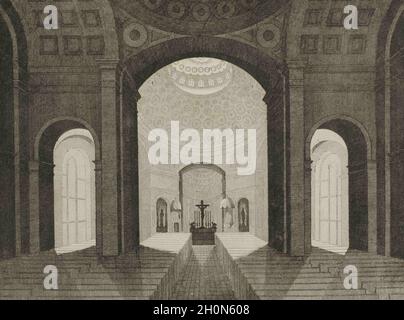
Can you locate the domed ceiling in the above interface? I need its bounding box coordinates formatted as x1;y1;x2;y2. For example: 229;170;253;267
114;0;289;35
168;58;233;95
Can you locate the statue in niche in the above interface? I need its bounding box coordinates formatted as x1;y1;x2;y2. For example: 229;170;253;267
156;198;168;233
159;209;165;227
238;198;249;232
171;210;181;233
224;208;235;232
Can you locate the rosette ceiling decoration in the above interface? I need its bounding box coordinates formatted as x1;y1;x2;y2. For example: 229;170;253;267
115;0;288;35
168;58;233;95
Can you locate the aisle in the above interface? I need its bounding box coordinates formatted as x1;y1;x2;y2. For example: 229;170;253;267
171;246;236;300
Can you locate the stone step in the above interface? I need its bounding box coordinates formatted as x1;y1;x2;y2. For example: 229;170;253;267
245;276;341;285
260;294;378;300
0;277;162;285
0;283;158;291
236;264;314;271
255;288;370;298
31;289;155;298
251;283;345;291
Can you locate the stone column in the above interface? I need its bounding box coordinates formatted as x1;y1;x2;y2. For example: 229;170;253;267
304;159;313;254
28;160;40;254
342;165;349;248
288;60;306;257
120;76;140;253
265;75;287;253
98;59;120;256
368;159;378;254
13;79;22;256
13;77;28;255
93;159;103;256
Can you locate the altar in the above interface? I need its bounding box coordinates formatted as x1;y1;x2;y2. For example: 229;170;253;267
190;200;217;245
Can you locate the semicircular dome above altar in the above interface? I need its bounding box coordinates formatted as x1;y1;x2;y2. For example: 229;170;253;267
114;0;288;35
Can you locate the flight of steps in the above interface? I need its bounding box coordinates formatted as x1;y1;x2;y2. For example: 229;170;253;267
3;232;404;300
216;233;397;300
308;248;404;300
0;233;191;300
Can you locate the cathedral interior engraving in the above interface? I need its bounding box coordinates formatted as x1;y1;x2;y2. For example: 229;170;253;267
0;0;404;301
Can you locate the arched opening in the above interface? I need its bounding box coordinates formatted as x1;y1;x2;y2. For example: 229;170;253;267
136;56;269;244
0;1;28;259
311;129;349;251
0;8;16;259
110;37;288;255
388;8;404;258
53;129;96;253
179;164;226;233
307;118;370;252
35;119;99;253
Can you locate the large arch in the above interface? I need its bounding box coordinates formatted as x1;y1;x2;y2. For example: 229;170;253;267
376;0;404;258
0;0;28;259
306;115;373;252
97;36;292;256
121;37;285;90
30;118;101;254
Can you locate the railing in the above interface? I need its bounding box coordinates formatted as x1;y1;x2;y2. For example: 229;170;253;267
193;210;214;228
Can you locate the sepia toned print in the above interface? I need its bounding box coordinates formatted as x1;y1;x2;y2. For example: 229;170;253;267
0;0;403;300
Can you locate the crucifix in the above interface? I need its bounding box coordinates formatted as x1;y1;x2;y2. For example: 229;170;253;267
196;200;210;228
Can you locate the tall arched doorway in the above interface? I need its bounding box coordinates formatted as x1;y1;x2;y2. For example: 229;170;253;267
0;1;28;259
385;5;404;258
0;8;16;259
53;129;96;253
33;119;100;253
311;129;349;250
307;118;371;252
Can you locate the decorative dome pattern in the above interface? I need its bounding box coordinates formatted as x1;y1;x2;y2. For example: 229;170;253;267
115;0;288;36
169;58;233;95
138;58;267;132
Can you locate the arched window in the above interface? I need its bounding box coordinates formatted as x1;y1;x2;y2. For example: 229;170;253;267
53;129;96;252
314;153;342;245
311;129;349;250
61;150;92;246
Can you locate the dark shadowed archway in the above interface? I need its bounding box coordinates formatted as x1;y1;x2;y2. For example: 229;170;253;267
306;116;372;252
376;0;404;258
31;118;101;253
0;0;28;259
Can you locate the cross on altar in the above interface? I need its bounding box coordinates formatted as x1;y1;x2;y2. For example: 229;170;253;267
196;200;210;228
